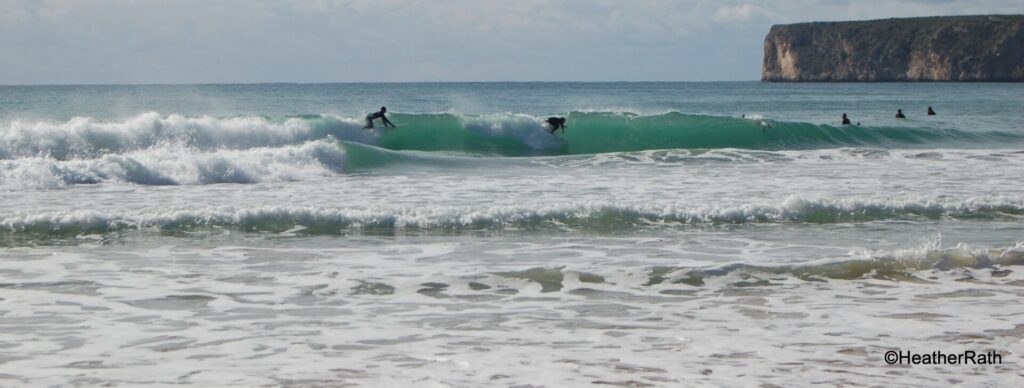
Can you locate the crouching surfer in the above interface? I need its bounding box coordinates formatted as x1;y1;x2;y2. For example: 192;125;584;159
364;106;396;129
546;117;567;134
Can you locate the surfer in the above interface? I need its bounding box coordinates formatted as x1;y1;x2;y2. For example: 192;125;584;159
364;106;395;129
546;117;567;134
927;106;936;116
841;113;851;125
895;109;906;119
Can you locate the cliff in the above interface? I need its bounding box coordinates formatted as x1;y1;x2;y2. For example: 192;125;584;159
762;15;1024;82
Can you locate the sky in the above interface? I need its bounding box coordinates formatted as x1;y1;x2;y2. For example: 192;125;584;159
1;0;1022;84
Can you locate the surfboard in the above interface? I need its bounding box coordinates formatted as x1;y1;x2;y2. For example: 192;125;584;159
365;124;406;130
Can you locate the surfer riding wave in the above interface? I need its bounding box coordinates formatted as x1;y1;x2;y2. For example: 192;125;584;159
364;106;396;129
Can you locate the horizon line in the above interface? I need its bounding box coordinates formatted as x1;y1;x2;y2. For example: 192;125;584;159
0;80;763;87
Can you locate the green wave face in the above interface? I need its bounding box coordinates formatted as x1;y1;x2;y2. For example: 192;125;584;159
377;114;548;155
337;112;1014;156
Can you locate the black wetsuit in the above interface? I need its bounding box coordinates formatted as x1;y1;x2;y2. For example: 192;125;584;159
365;110;394;128
546;117;567;134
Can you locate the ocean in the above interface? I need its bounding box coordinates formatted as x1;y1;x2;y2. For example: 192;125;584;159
1;82;1022;386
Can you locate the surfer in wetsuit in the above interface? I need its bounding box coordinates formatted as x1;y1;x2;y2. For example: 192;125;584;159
927;106;936;116
546;117;567;134
841;113;851;125
364;106;395;129
895;109;906;119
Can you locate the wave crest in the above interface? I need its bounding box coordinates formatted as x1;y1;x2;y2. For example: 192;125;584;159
5;111;1020;159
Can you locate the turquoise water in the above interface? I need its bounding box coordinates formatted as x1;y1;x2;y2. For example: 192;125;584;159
1;82;1022;386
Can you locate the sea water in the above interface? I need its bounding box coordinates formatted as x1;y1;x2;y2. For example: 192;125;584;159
1;82;1022;386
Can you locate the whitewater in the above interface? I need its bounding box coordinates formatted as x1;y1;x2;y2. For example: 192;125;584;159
1;82;1023;386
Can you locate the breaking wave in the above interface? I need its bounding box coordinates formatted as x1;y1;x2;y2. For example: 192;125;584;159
0;140;346;189
485;241;1024;293
2;111;1020;159
645;240;1024;286
2;196;1021;238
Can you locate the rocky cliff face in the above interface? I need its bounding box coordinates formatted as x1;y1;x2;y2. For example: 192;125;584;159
762;15;1024;82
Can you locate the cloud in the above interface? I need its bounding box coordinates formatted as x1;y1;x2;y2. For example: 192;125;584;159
710;3;774;23
0;0;1022;83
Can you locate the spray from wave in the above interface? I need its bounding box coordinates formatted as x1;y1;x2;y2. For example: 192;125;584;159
0;112;370;160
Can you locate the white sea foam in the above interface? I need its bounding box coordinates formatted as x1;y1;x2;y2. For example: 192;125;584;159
0;140;346;189
2;196;1021;234
1;236;1022;386
0;112;367;159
